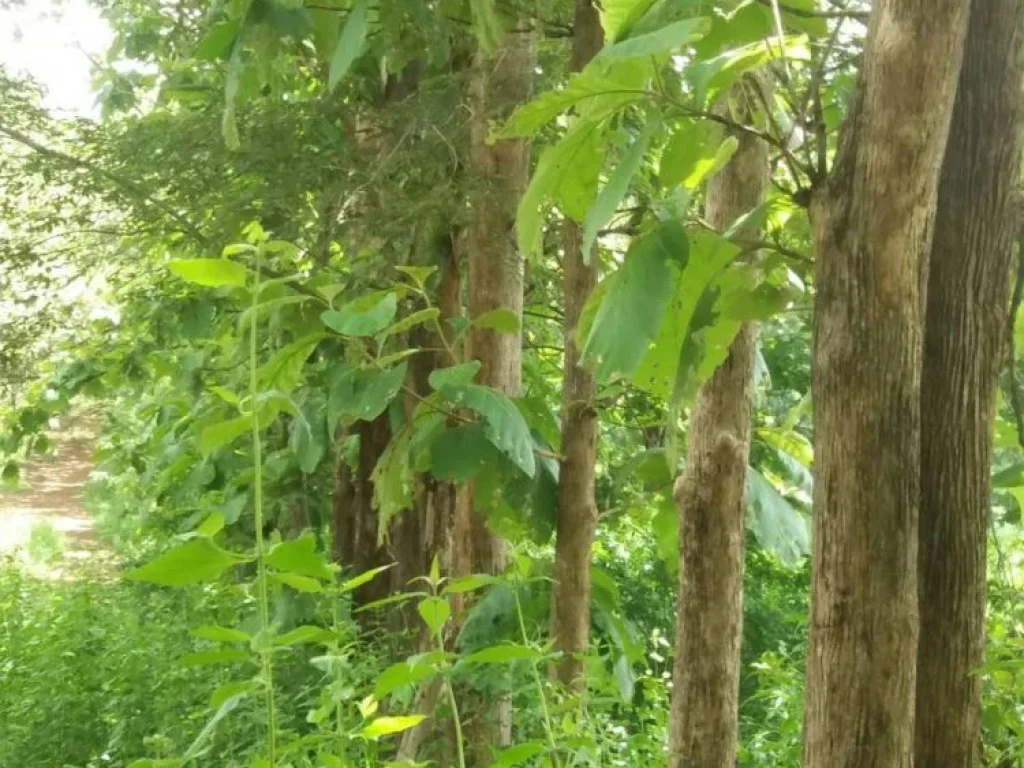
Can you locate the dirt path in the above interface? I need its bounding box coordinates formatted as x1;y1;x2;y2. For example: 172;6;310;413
0;414;103;572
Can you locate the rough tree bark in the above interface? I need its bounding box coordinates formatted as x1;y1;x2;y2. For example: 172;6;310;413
549;0;604;690
667;102;768;768
916;1;1024;765
462;27;533;576
803;0;970;764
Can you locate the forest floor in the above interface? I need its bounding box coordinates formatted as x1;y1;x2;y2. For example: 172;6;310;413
0;412;107;577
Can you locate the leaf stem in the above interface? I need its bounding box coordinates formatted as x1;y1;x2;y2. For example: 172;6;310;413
250;242;277;765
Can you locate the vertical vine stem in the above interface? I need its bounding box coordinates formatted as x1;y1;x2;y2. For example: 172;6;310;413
250;242;277;764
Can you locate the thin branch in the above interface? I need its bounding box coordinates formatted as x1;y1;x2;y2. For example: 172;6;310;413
0;122;211;247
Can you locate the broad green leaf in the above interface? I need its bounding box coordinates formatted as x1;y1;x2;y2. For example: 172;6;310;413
471;308;521;333
209;680;258;708
428;361;481;390
192;625;250;643
125;538;251;586
199;416;250;457
581;219;689;381
395;265;438;288
168;259;246;288
463;643;541;664
328;0;369;91
488;742;548;768
183;691;247;760
340;563;395;592
209;386;241;407
442;574;499;595
632;230;741;397
437;384;536;477
196;512;225;538
266;533;335;580
375;656;442;699
429;425;496;482
417;596;451;635
359;715;426;740
180;649;250;667
350;363;408;422
384;308;440;336
322;293;398;336
596;17;709;62
518;119;606;256
689;35;810;107
260;333;325;393
269;572;323;593
274;625;335;647
372;423;414;537
660;120;726;190
746;467;809;565
600;0;658;42
498;74;640;139
580;127;654;260
470;0;504;53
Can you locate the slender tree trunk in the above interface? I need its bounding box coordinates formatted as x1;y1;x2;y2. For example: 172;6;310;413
916;1;1024;764
667;107;768;768
803;0;970;764
464;27;532;575
462;25;533;761
550;0;604;690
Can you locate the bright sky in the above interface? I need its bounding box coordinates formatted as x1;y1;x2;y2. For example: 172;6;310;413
0;0;112;118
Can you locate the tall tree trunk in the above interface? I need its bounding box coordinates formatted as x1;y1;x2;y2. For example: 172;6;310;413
803;0;970;764
464;27;532;575
916;1;1024;764
461;25;533;761
667;105;768;768
550;0;604;690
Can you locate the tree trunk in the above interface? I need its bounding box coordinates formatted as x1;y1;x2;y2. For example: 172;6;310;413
803;0;970;764
916;1;1024;764
550;0;603;690
667;112;768;768
464;26;532;575
461;24;533;761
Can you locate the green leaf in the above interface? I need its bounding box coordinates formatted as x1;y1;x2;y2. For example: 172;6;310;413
266;533;335;580
195;19;242;60
341;563;396;592
428;361;481;390
596;17;709;62
442;574;499;595
498;74;640;139
437;384;536;477
395;265;438;288
196;512;226;538
580;127;654;260
429;425;496;482
470;0;504;53
417;596;451;635
199;416;251;457
269;572;323;593
660;120;727;190
352;363;409;422
209;680;258;708
689;35;810;107
359;715;427;740
600;0;658;42
375;656;443;699
192;625;250;643
463;643;541;664
322;293;398;336
328;0;369;91
260;333;326;393
372;423;414;537
125;538;251;586
632;229;741;397
746;467;809;565
488;742;548;768
471;308;521;333
580;219;689;381
384;308;440;336
518;120;606;256
183;690;248;760
273;625;335;647
180;649;251;667
168;259;246;288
